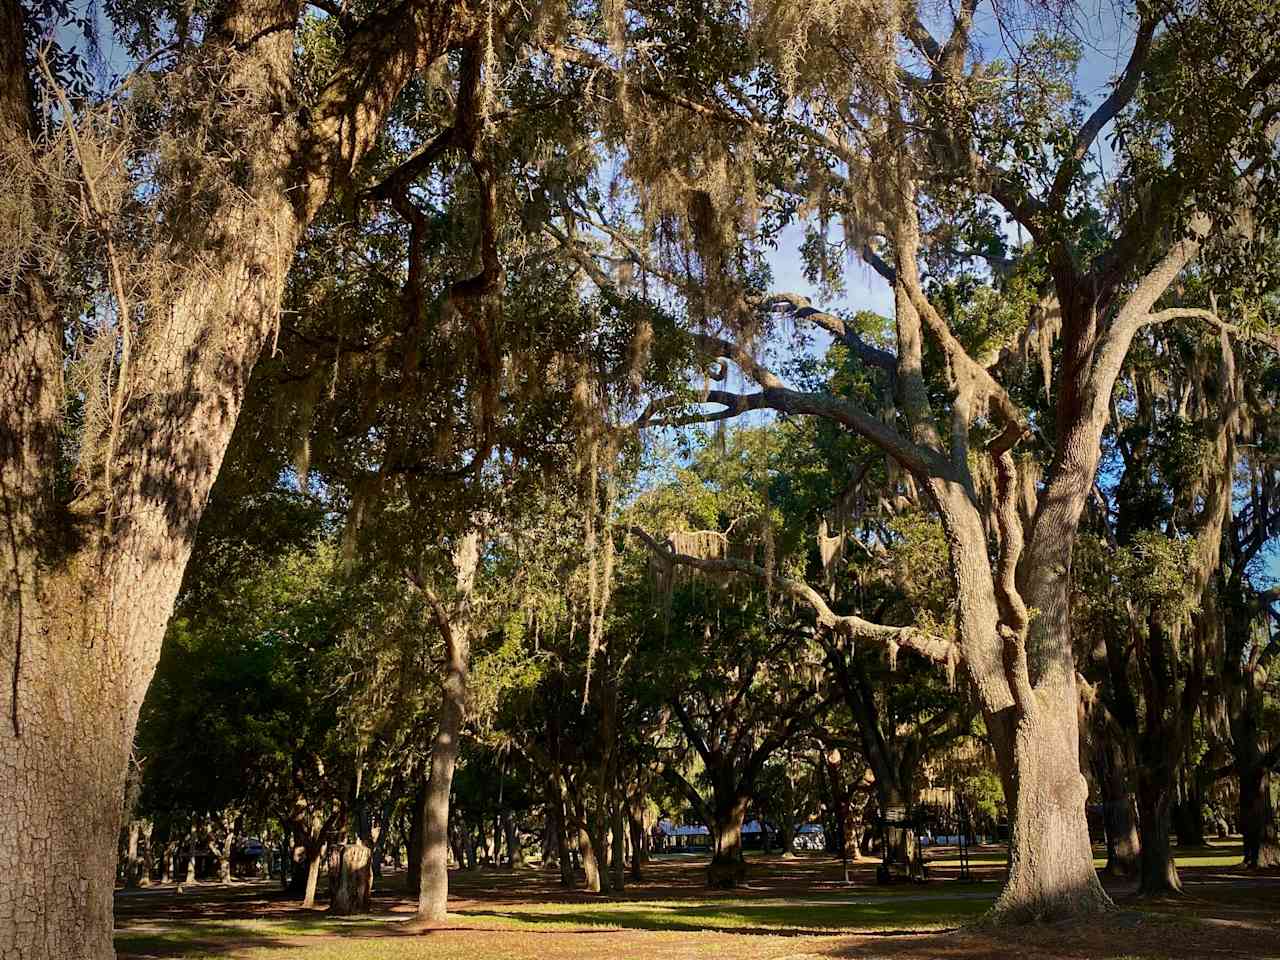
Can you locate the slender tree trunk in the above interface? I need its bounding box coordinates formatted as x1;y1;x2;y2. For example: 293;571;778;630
161;841;175;884
408;779;426;895
780;770;797;857
841;796;867;865
610;803;626;891
138;822;154;886
577;822;601;892
416;531;478;923
219;833;234;885
551;779;573;886
301;844;324;909
464;824;478;870
503;812;524;868
288;843;309;894
124;822;144;889
627;802;645;881
448;824;466;870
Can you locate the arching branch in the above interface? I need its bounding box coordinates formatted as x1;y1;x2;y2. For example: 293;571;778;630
626;526;956;667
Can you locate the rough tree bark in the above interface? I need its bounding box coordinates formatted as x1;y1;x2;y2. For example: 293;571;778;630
576;820;602;893
413;531;480;924
1095;735;1141;878
554;776;575;886
0;0;471;955
327;840;373;915
1240;767;1280;869
503;812;524;869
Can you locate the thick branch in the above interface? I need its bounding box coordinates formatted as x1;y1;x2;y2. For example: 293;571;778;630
764;294;898;378
689;336;949;478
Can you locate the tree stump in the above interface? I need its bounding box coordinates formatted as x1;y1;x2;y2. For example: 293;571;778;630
328;840;372;914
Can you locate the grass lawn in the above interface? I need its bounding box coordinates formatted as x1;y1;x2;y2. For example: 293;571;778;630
113;847;1280;960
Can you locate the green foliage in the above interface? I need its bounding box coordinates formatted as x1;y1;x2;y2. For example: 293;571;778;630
139;541;355;825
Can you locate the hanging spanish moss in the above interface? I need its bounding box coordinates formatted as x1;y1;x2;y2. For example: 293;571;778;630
818;516;845;599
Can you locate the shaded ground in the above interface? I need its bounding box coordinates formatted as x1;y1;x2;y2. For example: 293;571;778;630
114;841;1280;960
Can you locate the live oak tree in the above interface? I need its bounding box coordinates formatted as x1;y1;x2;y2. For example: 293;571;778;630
1074;320;1243;894
1212;374;1280;868
581;0;1280;920
648;586;828;887
629;422;973;880
0;0;513;953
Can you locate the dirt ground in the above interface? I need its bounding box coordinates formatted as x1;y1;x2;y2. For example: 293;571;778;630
114;845;1280;960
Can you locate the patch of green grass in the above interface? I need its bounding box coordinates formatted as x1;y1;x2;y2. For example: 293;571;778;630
116;890;996;957
115;914;395;956
456;892;994;934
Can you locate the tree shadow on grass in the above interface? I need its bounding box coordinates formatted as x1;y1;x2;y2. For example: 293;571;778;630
456;897;990;938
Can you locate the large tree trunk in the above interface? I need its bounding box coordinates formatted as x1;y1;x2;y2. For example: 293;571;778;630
1095;734;1141;878
973;438;1111;923
989;688;1110;921
0;0;464;953
1240;766;1280;869
707;795;749;888
415;532;479;923
988;675;1111;916
1136;772;1181;895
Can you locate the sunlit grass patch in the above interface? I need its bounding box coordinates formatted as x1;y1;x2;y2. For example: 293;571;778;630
455;891;995;933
